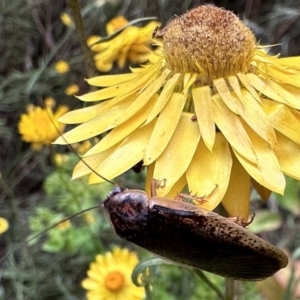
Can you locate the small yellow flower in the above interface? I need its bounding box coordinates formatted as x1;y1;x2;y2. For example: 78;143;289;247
54;60;70;74
19;100;68;151
73;140;93;155
60;12;74;27
57;219;71;231
88;16;160;72
56;5;300;220
0;217;9;234
65;84;79;96
82;247;145;300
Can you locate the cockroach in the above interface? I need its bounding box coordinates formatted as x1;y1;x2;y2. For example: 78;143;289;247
104;179;288;281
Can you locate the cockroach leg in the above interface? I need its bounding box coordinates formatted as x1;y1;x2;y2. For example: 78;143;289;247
175;193;206;205
151;178;167;197
227;213;256;228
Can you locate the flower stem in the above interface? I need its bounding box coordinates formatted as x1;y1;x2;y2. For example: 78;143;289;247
66;0;96;78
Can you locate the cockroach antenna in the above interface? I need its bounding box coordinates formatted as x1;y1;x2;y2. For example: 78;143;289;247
41;100;119;187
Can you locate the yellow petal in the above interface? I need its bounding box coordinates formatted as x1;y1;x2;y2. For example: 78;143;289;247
182;73;197;95
246;73;300;109
86;94;158;154
277;131;300;181
229;78;277;149
237;73;260;102
89;120;156;183
212;94;257;163
113;69;171;126
192;86;216;151
55;102;129;144
78;63;161;102
72;143;119;180
144;92;187;165
186;133;232;210
213;78;238;114
146;73;182;124
86;73;137;87
145;163;155;196
262;99;300;145
58;103;103;124
164;175;187;198
251;178;272;200
153;113;200;195
221;152;250;220
233;123;286;194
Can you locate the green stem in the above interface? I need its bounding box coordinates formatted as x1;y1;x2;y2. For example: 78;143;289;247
66;0;96;78
194;270;226;300
144;284;152;300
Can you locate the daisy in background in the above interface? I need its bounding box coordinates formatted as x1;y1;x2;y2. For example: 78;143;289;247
82;247;145;300
19;98;68;151
87;16;160;72
55;5;300;221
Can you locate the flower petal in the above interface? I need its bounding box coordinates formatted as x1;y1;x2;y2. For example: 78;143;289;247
228;76;277;149
153;113;200;195
55;102;129;144
89;94;158;153
221;153;250;220
251;179;272;200
192;86;216;151
144;92;187;165
113;69;171;126
246;73;300;109
146;73;182;123
86;73;138;87
186;133;232;210
78;63;161;102
233;123;286;194
262;99;300;145
72;144;119;180
277;131;300;181
237;73;260;102
212;94;257;163
89;120;156;183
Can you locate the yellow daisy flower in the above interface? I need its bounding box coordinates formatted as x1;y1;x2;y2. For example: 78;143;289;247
87;16;160;72
19;100;68;151
82;247;145;300
54;60;70;74
65;83;79;96
56;5;300;220
0;217;9;234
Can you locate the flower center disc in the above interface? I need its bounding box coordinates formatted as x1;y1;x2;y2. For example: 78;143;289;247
105;271;125;292
161;5;256;83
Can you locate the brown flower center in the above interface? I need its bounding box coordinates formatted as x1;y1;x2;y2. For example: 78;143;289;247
161;5;256;84
105;271;125;292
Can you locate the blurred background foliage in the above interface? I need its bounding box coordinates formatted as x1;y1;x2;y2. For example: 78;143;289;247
0;0;300;299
